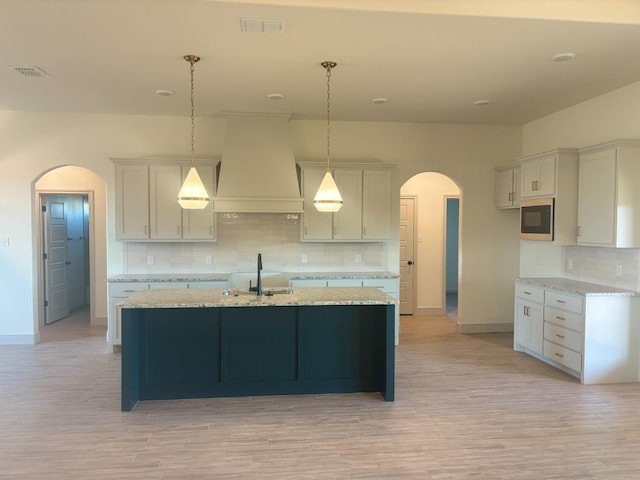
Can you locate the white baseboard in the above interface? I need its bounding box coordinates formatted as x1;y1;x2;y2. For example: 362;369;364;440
415;307;445;315
92;315;107;326
0;333;38;345
457;323;514;334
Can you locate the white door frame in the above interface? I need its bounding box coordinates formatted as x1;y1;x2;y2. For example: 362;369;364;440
35;189;96;331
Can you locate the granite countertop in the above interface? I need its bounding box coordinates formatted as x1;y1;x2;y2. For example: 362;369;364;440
118;287;398;309
107;272;398;283
518;277;639;296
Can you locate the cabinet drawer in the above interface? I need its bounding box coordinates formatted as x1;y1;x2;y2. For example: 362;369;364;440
544;290;583;314
544;306;583;332
149;282;189;289
544;340;582;372
544;322;583;352
515;283;544;303
362;278;398;293
109;282;149;296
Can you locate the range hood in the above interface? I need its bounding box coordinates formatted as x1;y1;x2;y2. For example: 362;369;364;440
214;113;304;213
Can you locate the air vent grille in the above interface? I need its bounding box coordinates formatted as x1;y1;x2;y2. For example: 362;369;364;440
10;66;50;77
240;17;285;34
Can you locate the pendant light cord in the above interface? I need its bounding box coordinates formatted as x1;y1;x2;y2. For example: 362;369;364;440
321;61;336;173
189;57;196;168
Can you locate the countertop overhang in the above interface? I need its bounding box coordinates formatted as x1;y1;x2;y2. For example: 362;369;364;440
118;287;398;309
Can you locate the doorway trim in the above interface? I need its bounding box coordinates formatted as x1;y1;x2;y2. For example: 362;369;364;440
399;195;417;316
35;189;96;334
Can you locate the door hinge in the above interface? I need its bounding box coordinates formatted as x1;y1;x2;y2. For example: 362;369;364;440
42;205;47;212
42;252;48;260
44;300;48;307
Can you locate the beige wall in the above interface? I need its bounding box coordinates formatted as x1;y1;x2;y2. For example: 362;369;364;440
0;110;522;343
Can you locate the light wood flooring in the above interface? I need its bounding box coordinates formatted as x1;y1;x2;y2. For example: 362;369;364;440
1;309;640;479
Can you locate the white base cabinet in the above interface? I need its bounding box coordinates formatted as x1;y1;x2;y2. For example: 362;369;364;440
514;280;640;384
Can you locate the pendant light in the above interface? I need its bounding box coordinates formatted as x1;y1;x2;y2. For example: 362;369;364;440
313;61;343;212
177;54;210;209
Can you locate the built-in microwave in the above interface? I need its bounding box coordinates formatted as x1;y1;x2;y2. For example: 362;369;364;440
520;198;554;241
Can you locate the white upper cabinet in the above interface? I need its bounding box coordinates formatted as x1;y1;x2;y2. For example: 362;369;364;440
333;169;363;240
116;164;150;240
577;140;640;247
494;163;520;209
520;153;556;198
517;148;579;245
299;163;394;242
113;158;218;242
363;169;392;239
149;165;183;240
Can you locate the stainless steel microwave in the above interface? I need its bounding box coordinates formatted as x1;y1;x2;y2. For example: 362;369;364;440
520;198;554;241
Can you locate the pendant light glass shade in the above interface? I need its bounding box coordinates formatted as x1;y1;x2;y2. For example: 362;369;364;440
178;166;209;209
313;171;343;212
178;54;210;210
314;60;342;212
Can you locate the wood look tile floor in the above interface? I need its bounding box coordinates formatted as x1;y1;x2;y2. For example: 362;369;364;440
1;309;640;479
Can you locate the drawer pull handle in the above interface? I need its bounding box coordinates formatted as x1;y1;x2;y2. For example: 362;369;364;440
555;334;565;339
554;352;564;358
556;299;566;304
123;289;135;293
555;316;565;321
523;291;532;295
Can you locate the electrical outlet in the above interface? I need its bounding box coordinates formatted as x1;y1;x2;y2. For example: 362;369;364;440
616;264;623;277
205;255;213;265
1;237;9;247
355;254;362;263
301;255;308;264
147;255;155;265
567;259;574;270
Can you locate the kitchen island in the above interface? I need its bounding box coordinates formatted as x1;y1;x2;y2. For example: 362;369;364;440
119;287;396;411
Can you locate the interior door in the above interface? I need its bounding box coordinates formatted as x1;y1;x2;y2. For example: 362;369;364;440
399;197;415;315
42;195;69;324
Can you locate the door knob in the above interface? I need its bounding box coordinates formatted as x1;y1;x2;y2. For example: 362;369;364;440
65;261;71;265
407;261;413;265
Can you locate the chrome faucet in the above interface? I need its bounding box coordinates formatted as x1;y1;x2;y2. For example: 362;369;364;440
256;253;263;296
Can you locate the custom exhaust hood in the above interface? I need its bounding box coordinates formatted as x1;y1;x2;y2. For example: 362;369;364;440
213;114;304;213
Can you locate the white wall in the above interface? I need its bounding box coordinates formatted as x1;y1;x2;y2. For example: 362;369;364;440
401;172;460;314
0;111;522;343
522;81;640;286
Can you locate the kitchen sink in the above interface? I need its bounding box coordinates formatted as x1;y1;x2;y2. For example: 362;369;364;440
227;272;290;290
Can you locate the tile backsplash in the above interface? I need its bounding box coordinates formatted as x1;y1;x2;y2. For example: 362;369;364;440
122;213;388;274
563;246;640;291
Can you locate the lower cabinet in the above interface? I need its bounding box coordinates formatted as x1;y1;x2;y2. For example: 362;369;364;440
514;281;640;384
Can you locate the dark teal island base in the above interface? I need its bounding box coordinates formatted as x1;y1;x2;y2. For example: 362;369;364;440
121;304;395;411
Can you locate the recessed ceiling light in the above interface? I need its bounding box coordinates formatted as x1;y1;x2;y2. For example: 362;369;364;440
155;89;173;96
267;93;284;100
473;99;491;106
552;52;576;62
371;97;388;104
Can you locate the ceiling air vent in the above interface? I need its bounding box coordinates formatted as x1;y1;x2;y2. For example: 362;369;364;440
240;17;285;34
10;66;50;77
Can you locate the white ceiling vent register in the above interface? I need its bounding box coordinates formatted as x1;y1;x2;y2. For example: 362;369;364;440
10;66;50;77
240;17;285;34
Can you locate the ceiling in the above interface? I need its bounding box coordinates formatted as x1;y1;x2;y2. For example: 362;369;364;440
3;0;640;125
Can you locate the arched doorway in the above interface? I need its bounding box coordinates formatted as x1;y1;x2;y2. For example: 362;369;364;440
34;166;107;338
400;172;461;321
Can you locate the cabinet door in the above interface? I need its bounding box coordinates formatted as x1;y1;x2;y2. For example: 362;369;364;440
577;148;616;246
514;299;543;354
181;165;217;241
301;168;333;240
333;169;362;240
149;165;183;240
116;165;150;240
521;155;555;198
363;169;391;239
495;166;521;208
